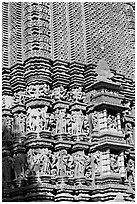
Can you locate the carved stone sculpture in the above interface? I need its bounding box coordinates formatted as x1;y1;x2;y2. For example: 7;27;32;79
2;95;13;109
13;92;25;105
94;150;100;173
13;153;26;180
73;151;87;177
68;87;87;103
27;148;52;176
52;86;67;101
125;122;134;144
26;84;50;99
55;109;66;134
107;114;117;130
71;110;84;135
14;113;26;134
2;156;14;184
126;159;135;184
26;106;49;133
110;153;119;173
2;116;13;142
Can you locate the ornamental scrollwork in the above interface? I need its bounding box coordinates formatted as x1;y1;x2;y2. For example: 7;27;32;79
51;86;68;101
26;84;50;99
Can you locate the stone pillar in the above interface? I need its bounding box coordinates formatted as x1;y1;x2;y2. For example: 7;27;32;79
119;151;125;178
117;113;121;132
103;109;108;131
106;149;111;175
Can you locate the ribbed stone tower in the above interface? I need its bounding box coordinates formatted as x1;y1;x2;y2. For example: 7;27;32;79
2;2;135;202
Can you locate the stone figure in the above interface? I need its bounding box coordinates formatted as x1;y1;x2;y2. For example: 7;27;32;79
55;109;66;134
40;106;49;130
96;59;114;81
94;150;100;173
73;151;86;177
110;153;119;173
14;113;26;134
2;116;13;142
2;95;13;109
26;107;41;132
40;148;51;175
13;153;26;180
27;148;52;176
55;150;68;176
67;154;74;177
107;114;117;130
43;83;50;95
26;85;35;98
125;122;134;144
85;154;92;178
2;156;13;184
71;110;84;135
89;112;98;133
126;159;135;184
83;115;89;134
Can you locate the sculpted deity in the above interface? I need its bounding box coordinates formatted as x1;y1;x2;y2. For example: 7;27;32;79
126;159;135;184
2;116;13;142
107;114;117;130
27;148;52;176
13;153;26;180
88;112;98;134
40;106;49;130
125;122;134;145
94;150;100;173
83;115;89;134
14;113;26;134
2;156;13;184
110;154;119;173
2;95;13;109
55;109;66;134
40;148;51;175
55;150;68;176
73;151;86;177
85;153;92;178
71;110;84;135
26;107;45;132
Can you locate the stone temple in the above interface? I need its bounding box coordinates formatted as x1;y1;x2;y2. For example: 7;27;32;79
2;2;135;202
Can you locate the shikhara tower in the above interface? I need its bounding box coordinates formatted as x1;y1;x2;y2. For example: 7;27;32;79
2;2;135;202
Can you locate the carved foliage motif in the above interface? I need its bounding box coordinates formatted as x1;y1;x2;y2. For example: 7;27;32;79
51;86;68;101
26;84;50;99
68;87;87;103
13;92;26;106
